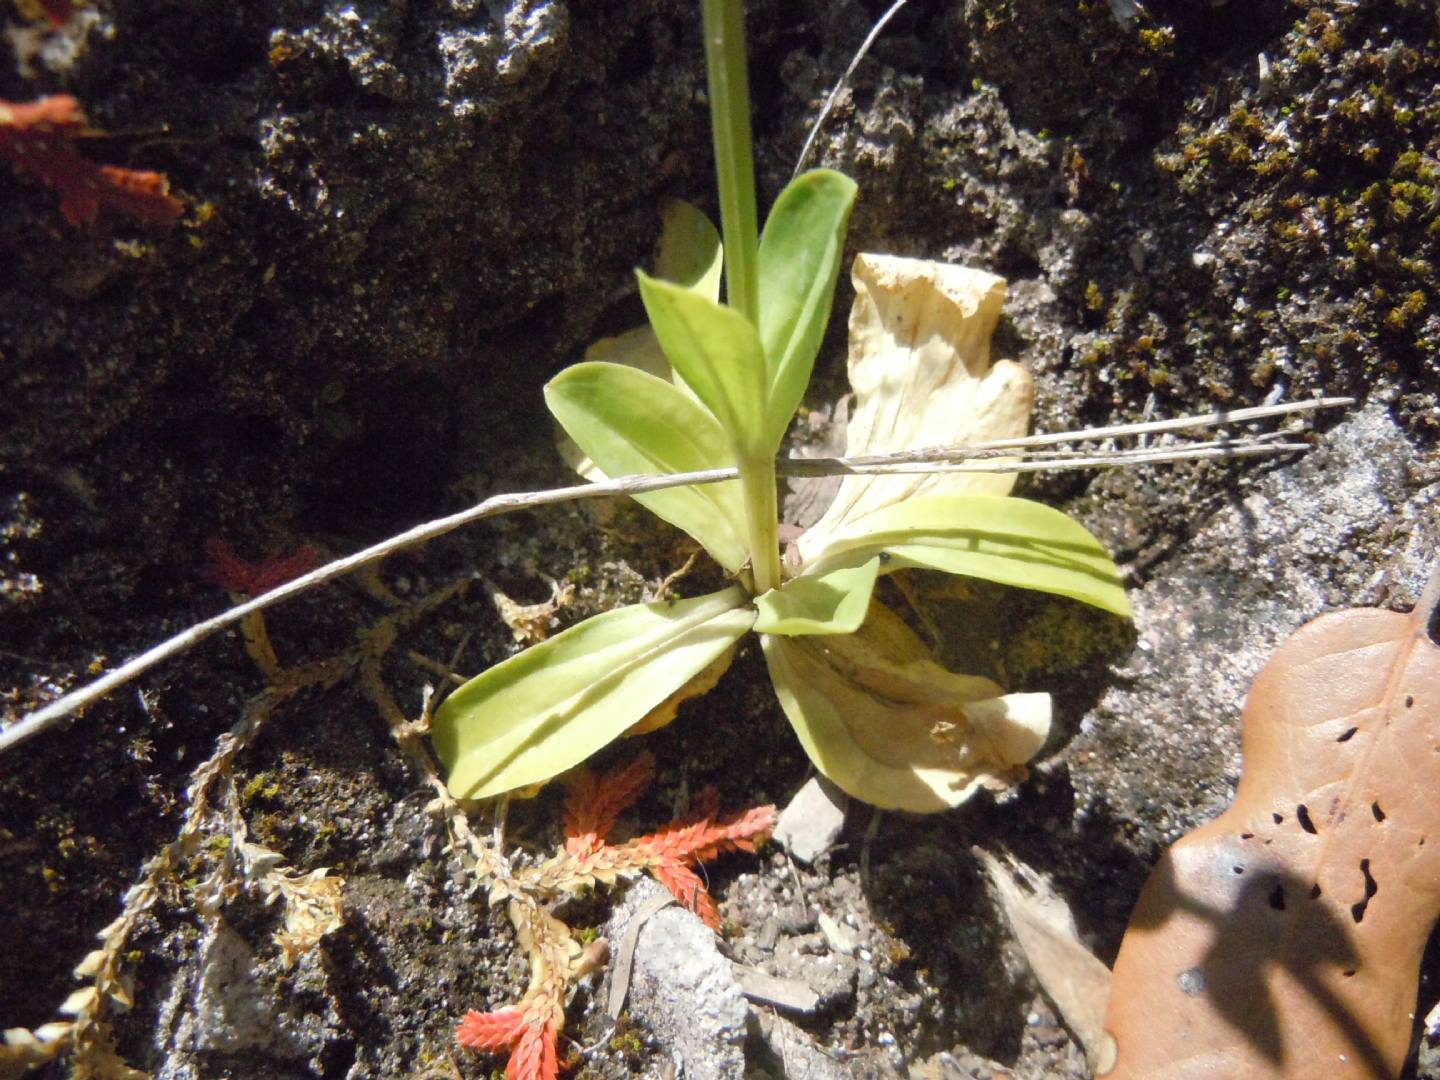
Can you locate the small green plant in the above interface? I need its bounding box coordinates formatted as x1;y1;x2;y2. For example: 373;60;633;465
430;0;1130;812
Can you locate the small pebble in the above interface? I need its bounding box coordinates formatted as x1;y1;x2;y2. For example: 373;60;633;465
818;912;858;956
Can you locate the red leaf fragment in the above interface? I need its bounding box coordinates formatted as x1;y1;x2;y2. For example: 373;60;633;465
458;754;774;1072
651;861;719;928
508;1016;559;1080
40;0;76;25
563;752;655;857
203;539;318;598
456;1007;528;1051
457;1008;558;1080
625;789;777;929
0;95;183;228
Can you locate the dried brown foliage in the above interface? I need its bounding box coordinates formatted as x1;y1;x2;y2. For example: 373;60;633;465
1103;570;1440;1078
455;752;776;1079
0;95;182;227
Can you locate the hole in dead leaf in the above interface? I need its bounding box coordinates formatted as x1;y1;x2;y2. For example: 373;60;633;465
1406;695;1415;708
1267;884;1286;911
1372;802;1386;822
1240;832;1254;840
1310;884;1322;899
1176;967;1205;995
1336;727;1358;742
1350;858;1377;923
1232;865;1245;875
1297;804;1317;834
1273;812;1284;825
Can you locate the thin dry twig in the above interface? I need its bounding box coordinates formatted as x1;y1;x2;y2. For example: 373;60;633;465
0;470;727;756
787;397;1353;468
405;649;468;687
0;582;465;1076
0;396;1351;756
793;0;909;179
783;438;1312;477
607;891;678;1020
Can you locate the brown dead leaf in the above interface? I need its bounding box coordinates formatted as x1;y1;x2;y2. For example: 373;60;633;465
1103;570;1440;1079
275;869;345;968
976;849;1115;1074
485;576;574;645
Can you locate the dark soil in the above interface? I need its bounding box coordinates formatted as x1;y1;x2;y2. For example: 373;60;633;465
3;1;1438;1077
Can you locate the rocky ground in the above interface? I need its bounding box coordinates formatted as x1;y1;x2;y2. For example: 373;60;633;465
2;0;1438;1077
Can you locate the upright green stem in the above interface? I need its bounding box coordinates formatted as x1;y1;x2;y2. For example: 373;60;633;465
738;457;781;594
701;0;760;326
701;0;780;593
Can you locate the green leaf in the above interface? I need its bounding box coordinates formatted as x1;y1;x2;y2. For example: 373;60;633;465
757;169;857;448
432;587;755;800
752;557;879;636
654;200;723;301
545;361;749;572
636;270;767;453
804;494;1131;619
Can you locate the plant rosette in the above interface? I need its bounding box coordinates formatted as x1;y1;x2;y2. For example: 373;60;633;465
430;183;1130;813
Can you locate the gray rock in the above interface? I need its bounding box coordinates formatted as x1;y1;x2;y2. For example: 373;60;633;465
756;916;782;951
774;776;848;866
1073;403;1439;847
747;1010;851;1080
775;898;818;936
816;911;859;957
189;923;281;1055
152;921;331;1078
1106;0;1146;27
733;964;821;1014
604;879;748;1078
1417;1001;1440;1078
771;936;858;1013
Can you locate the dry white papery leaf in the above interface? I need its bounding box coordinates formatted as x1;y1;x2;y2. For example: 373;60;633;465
766;255;1050;812
797;255;1033;564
